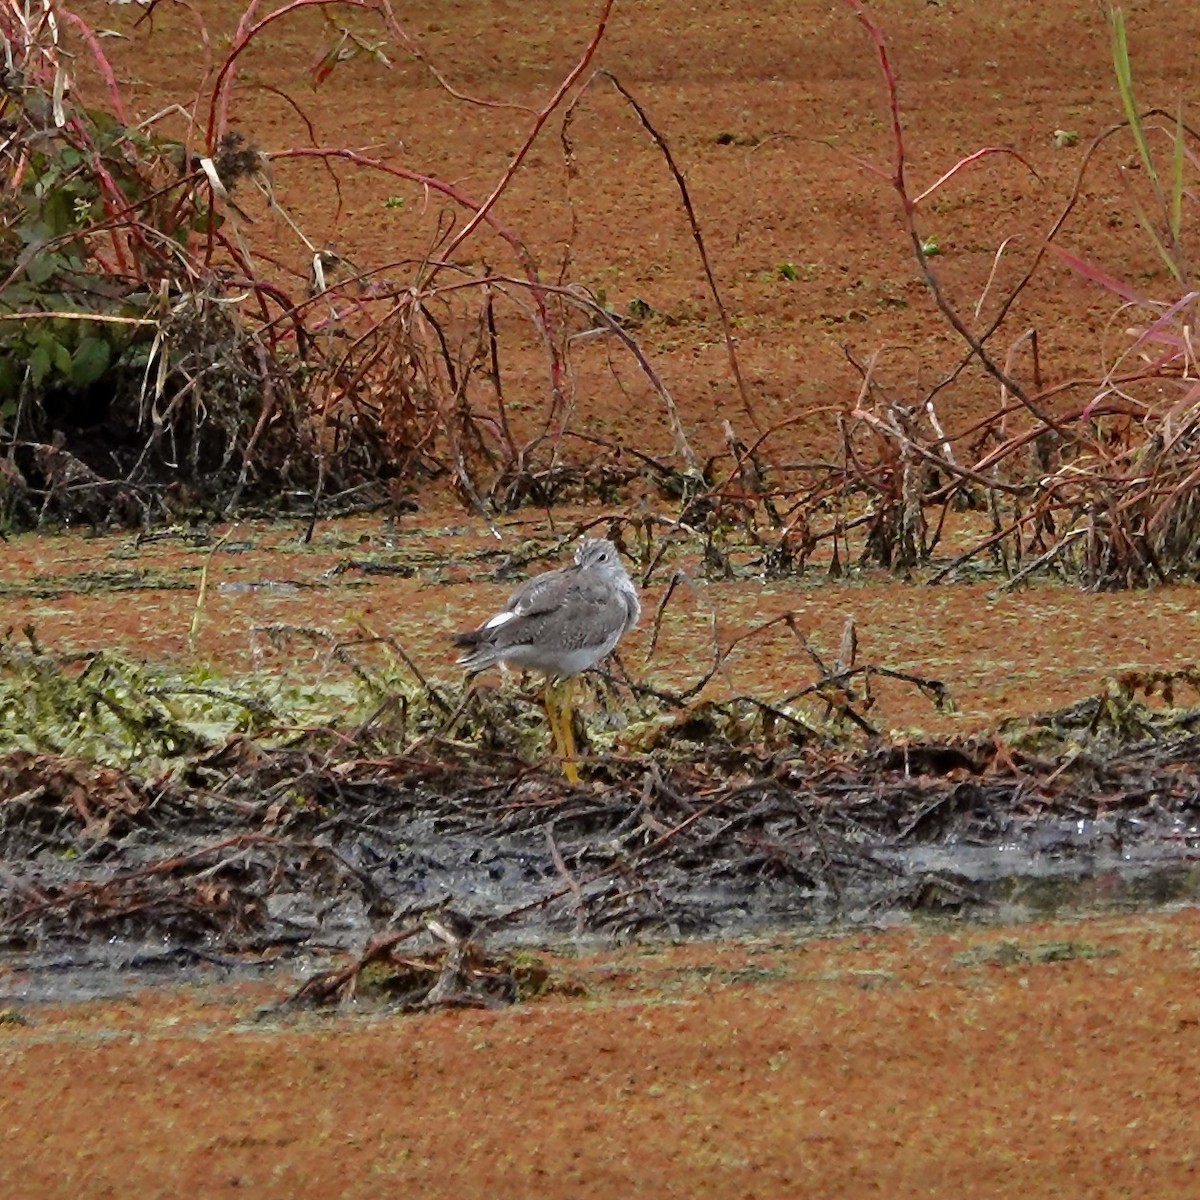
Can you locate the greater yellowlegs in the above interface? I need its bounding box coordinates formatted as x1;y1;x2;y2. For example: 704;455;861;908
454;538;640;781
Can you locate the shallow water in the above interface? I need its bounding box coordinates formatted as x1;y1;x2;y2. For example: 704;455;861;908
4;805;1197;1004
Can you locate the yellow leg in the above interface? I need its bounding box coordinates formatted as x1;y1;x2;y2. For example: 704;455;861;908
543;684;560;755
559;677;577;764
544;679;579;784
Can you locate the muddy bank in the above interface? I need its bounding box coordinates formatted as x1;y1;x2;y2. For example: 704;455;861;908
4;684;1200;1003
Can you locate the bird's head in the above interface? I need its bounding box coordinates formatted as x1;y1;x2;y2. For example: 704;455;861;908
574;537;621;571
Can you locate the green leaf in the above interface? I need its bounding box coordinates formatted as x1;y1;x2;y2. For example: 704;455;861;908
50;338;72;378
24;250;59;288
71;336;111;387
43;189;74;238
188;209;224;234
1170;101;1184;248
0;357;18;402
1110;8;1158;189
1127;188;1182;285
0;282;34;310
28;343;51;387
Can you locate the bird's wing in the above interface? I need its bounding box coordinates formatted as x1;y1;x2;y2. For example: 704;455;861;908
454;565;574;651
488;574;627;653
504;565;574;619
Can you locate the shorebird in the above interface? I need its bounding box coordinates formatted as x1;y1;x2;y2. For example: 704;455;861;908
453;537;640;782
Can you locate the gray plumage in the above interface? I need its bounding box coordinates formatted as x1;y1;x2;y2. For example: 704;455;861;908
454;538;640;679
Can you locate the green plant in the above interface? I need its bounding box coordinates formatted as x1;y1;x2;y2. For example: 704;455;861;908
1109;6;1187;284
1;0;701;529
0;90;173;408
0;5;318;524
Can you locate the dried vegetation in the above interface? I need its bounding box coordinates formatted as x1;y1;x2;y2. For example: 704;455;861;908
1;3;1198;594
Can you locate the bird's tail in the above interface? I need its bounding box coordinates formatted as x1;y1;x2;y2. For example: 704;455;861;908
453;629;498;673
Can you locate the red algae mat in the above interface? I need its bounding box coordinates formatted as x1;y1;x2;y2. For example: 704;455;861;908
3;910;1199;1199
